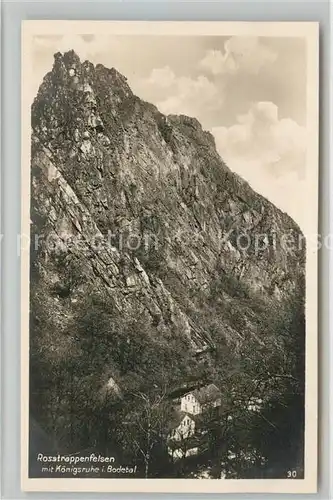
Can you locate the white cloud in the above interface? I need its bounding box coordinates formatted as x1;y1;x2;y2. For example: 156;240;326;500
199;37;277;75
212;101;306;177
33;34;118;62
212;101;307;228
30;36;306;229
146;67;176;89
134;66;224;123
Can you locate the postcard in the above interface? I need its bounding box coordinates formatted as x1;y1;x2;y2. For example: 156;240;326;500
21;20;319;493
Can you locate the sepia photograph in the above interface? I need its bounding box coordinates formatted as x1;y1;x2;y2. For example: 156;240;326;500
21;21;319;493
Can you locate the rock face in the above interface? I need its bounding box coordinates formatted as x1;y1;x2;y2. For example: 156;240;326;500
29;51;305;468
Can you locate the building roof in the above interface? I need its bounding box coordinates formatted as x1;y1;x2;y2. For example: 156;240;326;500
167;409;201;432
188;383;222;404
167;410;188;431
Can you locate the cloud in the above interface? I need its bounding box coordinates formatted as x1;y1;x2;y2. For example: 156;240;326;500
33;34;119;62
134;66;224;124
30;35;306;228
212;101;306;177
211;101;307;227
146;67;177;89
199;37;277;76
32;37;225;125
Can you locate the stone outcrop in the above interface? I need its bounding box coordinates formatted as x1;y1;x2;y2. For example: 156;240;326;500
30;50;305;405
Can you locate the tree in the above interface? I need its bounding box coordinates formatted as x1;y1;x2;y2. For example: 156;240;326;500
122;390;171;478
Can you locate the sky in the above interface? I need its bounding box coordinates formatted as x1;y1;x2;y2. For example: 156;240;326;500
31;34;308;230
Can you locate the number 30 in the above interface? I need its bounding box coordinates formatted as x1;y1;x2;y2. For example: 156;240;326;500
287;470;297;478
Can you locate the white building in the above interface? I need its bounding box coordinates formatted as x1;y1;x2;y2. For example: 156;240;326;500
167;411;198;460
169;413;196;442
180;383;222;415
167;383;222;459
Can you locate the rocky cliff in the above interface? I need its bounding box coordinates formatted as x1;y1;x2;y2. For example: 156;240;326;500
29;50;305;474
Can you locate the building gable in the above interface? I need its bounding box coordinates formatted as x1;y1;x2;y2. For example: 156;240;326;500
192;383;222;405
180;392;201;415
168;414;196;441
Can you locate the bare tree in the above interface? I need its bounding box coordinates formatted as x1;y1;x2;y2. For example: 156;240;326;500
123;389;170;478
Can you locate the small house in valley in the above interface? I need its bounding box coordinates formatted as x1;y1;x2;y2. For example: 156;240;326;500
167;383;222;459
168;412;196;442
167;411;199;460
180;383;222;415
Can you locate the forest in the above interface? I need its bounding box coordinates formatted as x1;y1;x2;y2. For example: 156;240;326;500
29;267;305;479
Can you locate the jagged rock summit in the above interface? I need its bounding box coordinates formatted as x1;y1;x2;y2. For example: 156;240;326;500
30;51;305;450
